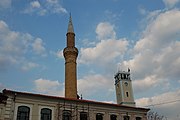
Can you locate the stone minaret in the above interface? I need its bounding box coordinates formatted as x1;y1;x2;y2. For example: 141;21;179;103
114;69;136;107
63;15;78;98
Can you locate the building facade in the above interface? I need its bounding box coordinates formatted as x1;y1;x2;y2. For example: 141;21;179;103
1;89;149;120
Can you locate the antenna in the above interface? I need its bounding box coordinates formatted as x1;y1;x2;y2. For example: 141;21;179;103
117;63;121;72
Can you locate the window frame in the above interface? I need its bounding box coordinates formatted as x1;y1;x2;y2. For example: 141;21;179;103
40;108;52;120
62;110;72;120
96;113;103;120
123;115;130;120
16;106;30;120
80;112;88;120
136;117;142;120
110;114;117;120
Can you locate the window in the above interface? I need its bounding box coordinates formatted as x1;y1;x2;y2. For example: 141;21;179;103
80;112;87;120
62;110;71;120
17;106;30;120
96;113;103;120
126;92;129;97
110;114;117;120
123;116;130;120
136;117;142;120
41;108;52;120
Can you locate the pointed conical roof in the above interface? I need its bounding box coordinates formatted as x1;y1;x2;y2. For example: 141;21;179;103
67;14;74;33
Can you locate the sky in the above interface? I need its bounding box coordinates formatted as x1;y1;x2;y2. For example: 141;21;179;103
0;0;180;119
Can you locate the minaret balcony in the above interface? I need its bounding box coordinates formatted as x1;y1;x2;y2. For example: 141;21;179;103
63;47;78;58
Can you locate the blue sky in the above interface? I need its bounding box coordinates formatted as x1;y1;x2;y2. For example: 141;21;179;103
0;0;180;119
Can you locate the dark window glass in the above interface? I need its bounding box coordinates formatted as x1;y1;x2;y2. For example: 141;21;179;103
41;108;52;120
136;117;142;120
17;106;30;120
62;110;71;120
126;92;129;97
96;113;103;120
110;114;117;120
123;116;130;120
80;112;87;120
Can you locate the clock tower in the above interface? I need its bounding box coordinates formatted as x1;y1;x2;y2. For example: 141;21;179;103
114;69;135;107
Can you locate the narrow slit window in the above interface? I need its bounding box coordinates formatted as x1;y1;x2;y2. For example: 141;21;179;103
126;92;129;97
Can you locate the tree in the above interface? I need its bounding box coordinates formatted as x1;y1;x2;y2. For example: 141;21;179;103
147;111;166;120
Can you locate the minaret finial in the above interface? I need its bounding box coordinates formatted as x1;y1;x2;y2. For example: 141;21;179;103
67;13;74;33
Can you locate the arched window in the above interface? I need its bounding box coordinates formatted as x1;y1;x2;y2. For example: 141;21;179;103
136;117;142;120
62;110;71;120
123;116;130;120
17;106;30;120
41;108;52;120
96;113;103;120
80;112;87;120
110;114;117;120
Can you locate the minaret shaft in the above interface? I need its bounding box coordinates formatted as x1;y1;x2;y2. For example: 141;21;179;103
63;16;78;99
66;33;75;47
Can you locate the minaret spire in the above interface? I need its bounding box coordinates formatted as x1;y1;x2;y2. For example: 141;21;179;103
63;14;78;99
67;13;74;33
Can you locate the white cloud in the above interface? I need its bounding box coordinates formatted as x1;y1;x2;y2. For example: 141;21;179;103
0;0;11;9
79;22;128;65
163;0;180;8
23;0;67;16
34;78;64;96
46;0;65;13
79;39;128;65
133;75;158;93
136;90;180;120
21;62;39;71
56;49;63;59
135;10;180;52
31;1;41;8
121;9;180;94
0;20;46;71
96;22;116;40
78;74;114;100
138;6;148;15
32;38;46;56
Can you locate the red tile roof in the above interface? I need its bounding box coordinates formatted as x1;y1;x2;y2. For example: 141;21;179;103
3;89;149;111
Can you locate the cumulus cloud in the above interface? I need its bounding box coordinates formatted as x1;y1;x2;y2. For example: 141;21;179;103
56;49;63;59
79;39;128;65
34;78;64;96
79;22;128;65
136;90;180;120
21;62;39;71
163;0;180;8
32;38;46;56
31;1;41;8
133;75;158;93
23;0;67;16
96;22;116;40
0;20;46;71
78;74;115;101
121;9;180;94
0;0;11;9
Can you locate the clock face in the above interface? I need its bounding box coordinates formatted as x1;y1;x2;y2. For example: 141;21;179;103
124;82;128;86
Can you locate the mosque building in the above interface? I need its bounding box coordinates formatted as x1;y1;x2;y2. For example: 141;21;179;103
0;16;149;120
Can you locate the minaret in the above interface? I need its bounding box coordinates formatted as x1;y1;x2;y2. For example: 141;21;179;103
114;68;136;107
63;15;78;98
